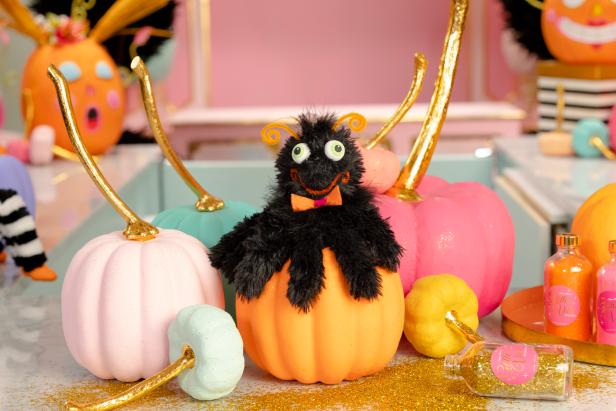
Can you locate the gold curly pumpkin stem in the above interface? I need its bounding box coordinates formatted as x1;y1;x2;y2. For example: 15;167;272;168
365;53;427;150
47;65;158;241
387;0;469;202
131;57;224;212
333;112;367;133
65;345;196;411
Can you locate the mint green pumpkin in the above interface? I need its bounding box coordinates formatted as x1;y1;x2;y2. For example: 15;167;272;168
152;201;257;249
168;304;244;401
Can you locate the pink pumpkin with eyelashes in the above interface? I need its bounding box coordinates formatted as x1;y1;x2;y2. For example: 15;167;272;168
21;38;125;155
542;0;616;64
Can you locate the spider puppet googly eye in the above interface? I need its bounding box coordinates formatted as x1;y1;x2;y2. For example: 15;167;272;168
324;140;345;161
292;143;311;163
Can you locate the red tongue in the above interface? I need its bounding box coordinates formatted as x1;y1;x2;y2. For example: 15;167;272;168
87;118;97;128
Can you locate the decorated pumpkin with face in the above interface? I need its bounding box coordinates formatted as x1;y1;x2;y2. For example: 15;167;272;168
542;0;616;64
21;38;125;155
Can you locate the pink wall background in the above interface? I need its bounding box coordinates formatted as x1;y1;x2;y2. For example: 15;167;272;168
162;0;517;108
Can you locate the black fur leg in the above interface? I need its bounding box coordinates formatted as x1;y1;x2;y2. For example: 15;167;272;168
328;234;382;300
358;208;402;272
210;214;260;284
287;236;324;311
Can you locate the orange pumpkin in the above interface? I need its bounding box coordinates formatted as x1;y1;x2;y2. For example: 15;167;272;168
236;248;404;384
542;0;616;64
571;183;616;269
22;39;126;155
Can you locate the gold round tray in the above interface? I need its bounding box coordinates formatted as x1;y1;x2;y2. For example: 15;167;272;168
501;286;616;366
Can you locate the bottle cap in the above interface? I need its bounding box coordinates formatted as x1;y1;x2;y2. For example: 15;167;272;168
610;240;616;253
556;233;579;247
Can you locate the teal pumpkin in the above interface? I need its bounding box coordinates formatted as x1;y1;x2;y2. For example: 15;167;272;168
152;201;257;249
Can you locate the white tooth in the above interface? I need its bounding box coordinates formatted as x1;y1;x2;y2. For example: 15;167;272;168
559;17;616;44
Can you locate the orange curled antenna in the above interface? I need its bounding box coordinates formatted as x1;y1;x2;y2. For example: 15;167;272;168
365;53;427;150
261;123;300;145
0;0;47;45
89;0;170;43
332;112;367;133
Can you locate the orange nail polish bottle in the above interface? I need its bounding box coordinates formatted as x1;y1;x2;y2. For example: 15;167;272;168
544;233;593;341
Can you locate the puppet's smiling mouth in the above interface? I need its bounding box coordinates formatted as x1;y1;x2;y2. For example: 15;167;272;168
558;16;616;45
291;169;350;196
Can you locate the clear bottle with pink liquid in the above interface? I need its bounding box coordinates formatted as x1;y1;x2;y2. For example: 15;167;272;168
596;240;616;345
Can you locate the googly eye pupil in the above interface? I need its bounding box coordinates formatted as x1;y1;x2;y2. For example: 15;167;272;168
334;145;342;152
294;147;301;154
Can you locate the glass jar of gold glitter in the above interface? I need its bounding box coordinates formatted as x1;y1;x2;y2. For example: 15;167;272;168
444;342;573;401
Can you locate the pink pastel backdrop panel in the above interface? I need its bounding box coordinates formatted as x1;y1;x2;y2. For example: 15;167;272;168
208;0;473;107
376;176;515;317
62;229;224;382
159;0;515;109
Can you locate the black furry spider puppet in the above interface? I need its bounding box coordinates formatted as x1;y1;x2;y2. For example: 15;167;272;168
209;113;402;311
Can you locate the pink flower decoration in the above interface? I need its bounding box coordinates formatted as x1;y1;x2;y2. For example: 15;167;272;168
133;26;153;47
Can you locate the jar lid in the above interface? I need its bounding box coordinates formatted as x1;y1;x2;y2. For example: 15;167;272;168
556;233;579;247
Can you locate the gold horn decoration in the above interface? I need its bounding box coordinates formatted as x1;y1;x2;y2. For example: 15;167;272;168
333;112;367;133
89;0;170;43
131;57;224;212
48;64;159;241
0;0;48;45
65;345;196;411
261;122;299;145
387;0;469;202
365;53;428;150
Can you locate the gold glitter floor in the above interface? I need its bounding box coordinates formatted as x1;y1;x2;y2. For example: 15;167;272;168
35;354;616;411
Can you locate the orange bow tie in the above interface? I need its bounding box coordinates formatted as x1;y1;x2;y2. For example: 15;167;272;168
291;186;343;212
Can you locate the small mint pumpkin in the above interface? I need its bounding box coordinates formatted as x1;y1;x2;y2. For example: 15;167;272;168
168;304;244;400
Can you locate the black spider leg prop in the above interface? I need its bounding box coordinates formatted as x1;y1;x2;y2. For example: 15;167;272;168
329;227;382;300
356;206;402;272
286;227;325;312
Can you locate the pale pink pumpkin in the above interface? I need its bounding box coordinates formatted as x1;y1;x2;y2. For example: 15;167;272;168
357;144;400;194
376;175;514;317
62;228;224;382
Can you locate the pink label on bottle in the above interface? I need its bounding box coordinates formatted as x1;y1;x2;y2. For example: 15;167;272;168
491;344;539;385
598;291;616;333
545;285;580;326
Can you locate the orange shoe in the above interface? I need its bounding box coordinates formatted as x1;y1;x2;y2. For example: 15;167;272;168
0;251;6;264
23;265;57;281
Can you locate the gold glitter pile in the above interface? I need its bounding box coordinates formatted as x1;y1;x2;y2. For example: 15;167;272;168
38;358;487;410
224;358;487;411
573;363;615;391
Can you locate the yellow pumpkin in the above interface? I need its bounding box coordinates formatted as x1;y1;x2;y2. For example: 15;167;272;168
21;39;126;155
236;248;405;384
542;0;616;64
571;183;616;269
403;274;478;358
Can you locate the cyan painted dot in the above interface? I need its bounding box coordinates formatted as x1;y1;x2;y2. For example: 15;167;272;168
58;61;81;82
95;61;113;80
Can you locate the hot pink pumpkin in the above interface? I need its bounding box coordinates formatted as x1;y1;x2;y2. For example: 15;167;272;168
62;229;224;382
376;175;514;317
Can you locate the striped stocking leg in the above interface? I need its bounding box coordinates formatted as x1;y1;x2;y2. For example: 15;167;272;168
0;189;56;281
